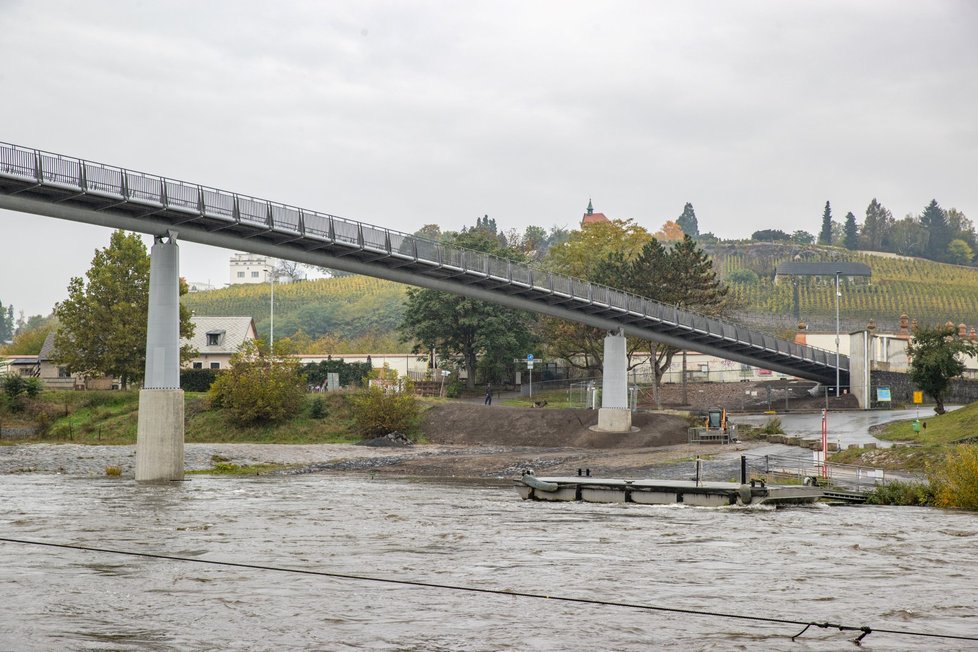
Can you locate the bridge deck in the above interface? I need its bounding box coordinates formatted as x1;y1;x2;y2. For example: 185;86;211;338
0;141;848;384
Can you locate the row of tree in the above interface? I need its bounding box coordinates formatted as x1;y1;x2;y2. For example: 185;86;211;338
400;214;729;403
816;199;974;264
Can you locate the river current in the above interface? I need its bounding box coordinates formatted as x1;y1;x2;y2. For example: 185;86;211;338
1;474;976;651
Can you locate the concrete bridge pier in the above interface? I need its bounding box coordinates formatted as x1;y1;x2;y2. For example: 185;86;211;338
595;329;633;432
135;233;185;482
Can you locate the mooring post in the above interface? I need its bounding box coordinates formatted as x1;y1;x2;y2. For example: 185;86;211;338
695;456;702;487
740;455;747;485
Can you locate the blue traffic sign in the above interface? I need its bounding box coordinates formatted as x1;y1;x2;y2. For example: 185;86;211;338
527;354;534;361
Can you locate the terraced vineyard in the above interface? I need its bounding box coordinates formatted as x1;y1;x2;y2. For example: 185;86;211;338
713;243;978;335
182;275;407;347
180;244;978;350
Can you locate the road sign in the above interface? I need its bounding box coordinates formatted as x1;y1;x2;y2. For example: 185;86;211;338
527;354;534;361
913;391;923;404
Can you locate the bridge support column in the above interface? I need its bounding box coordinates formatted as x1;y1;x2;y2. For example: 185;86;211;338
595;329;632;432
135;233;184;482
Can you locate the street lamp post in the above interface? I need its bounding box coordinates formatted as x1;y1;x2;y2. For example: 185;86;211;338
835;270;841;398
266;266;276;354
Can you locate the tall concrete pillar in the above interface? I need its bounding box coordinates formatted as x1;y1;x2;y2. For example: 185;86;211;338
135;233;185;482
595;329;632;432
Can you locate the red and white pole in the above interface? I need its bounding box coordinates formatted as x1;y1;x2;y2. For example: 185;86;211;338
820;408;829;479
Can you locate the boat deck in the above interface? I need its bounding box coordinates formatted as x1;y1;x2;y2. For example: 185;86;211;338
516;475;821;507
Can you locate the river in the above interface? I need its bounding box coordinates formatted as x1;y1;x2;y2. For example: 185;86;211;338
2;473;976;651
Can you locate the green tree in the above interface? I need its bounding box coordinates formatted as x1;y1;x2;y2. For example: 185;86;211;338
0;302;13;342
947;208;976;252
592;235;728;407
676;202;699;237
818;201;833;245
920;199;951;261
53;231;194;388
790;230;815;245
399;226;537;388
751;229;790;242
209;339;306;425
946;239;974;266
886;215;928;256
861;198;893;251
542;219;654;372
907;324;978;415
843;211;859;250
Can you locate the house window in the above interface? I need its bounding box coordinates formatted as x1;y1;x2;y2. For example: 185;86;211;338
207;333;220;346
237;271;245;278
210;362;221;369
251;271;260;278
193;362;203;369
58;367;71;378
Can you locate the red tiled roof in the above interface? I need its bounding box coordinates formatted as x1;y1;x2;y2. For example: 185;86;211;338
582;212;610;225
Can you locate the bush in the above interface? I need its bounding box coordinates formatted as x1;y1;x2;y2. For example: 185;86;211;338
209;341;306;426
181;368;221;392
761;417;783;435
726;269;760;285
2;375;43;411
445;377;463;399
309;396;327;419
865;480;934;506
930;444;978;510
348;386;420;438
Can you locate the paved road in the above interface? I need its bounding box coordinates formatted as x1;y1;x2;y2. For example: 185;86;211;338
733;406;957;448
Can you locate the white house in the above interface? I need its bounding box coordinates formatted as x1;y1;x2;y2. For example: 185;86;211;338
184;316;258;370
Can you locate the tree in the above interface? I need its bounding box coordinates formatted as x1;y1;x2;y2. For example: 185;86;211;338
53;231;194;388
818;201;833;245
676;202;699;237
0;301;13;343
209;339;306;425
542;219;654;372
920;199;951;261
399;226;537;388
946;208;976;252
946;239;974;266
593;235;728;407
791;230;815;245
2;323;54;355
861;198;893;251
843;211;859;250
654;220;684;241
907;324;978;415
751;229;790;242
887;215;928;256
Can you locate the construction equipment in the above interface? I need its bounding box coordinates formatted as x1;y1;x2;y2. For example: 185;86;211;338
688;407;737;444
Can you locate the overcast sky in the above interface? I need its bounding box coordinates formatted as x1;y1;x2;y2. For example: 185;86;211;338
2;0;976;319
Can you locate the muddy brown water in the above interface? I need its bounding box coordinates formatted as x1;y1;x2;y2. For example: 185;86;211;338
1;473;976;651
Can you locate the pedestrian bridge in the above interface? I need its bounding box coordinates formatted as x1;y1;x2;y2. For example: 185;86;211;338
0;141;848;385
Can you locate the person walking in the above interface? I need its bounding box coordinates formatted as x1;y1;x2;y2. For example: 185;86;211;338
484;384;492;405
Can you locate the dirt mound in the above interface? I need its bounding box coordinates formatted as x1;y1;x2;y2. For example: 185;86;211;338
419;403;690;449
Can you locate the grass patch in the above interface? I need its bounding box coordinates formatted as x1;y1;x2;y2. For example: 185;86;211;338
188;462;289;475
874;403;978;446
8;391;364;445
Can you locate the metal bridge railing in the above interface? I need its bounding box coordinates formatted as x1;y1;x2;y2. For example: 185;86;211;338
1;141;847;376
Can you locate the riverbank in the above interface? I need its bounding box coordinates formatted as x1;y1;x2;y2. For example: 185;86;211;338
0;439;773;480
